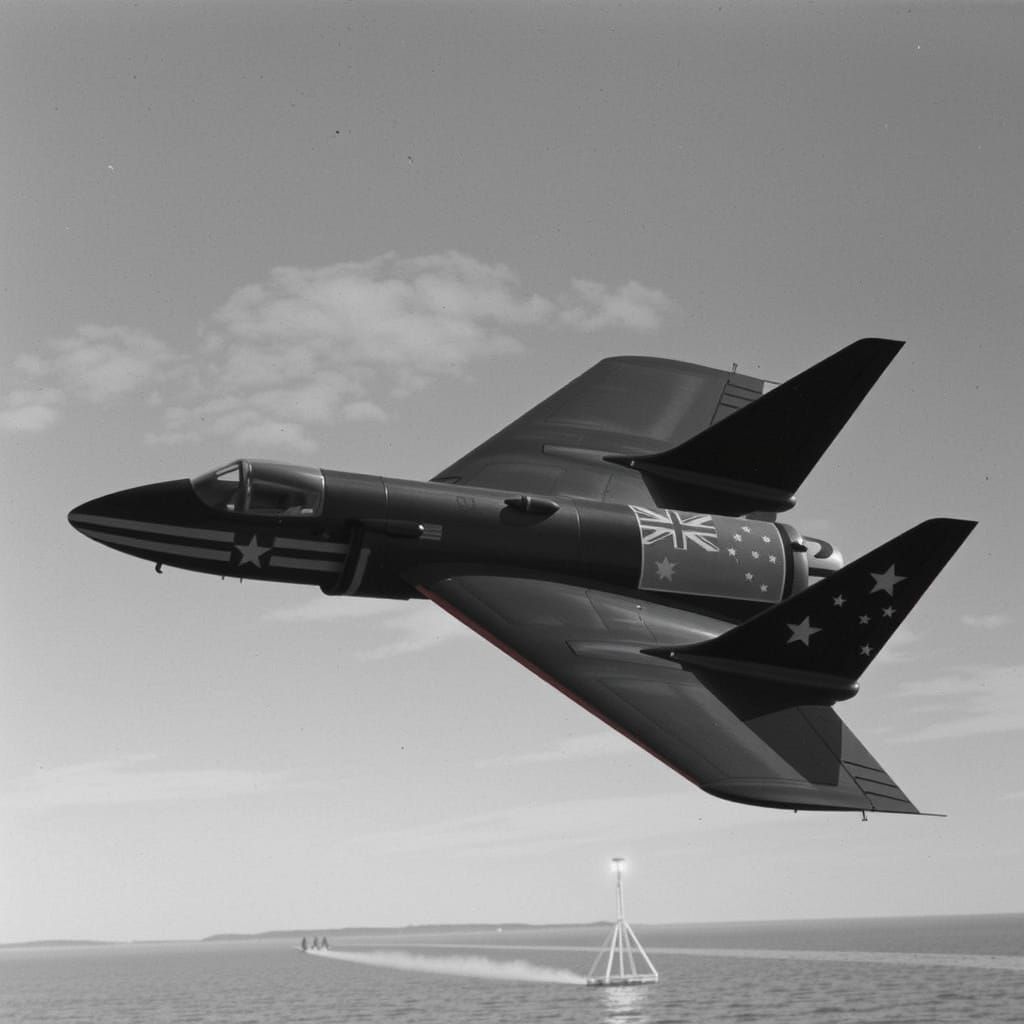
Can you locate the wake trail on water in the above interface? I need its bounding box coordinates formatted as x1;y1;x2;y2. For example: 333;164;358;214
309;948;586;985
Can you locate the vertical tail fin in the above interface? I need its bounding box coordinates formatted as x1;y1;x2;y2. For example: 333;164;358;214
647;518;976;692
617;338;904;514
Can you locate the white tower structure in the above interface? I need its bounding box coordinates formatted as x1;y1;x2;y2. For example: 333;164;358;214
586;858;658;986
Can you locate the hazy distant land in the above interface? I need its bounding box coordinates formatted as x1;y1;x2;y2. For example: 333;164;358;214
202;922;612;942
5;913;1020;951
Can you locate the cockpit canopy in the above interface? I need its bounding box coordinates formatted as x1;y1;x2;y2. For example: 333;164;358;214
191;460;325;517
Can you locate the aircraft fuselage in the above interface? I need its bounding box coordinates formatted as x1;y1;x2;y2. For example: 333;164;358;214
68;459;833;623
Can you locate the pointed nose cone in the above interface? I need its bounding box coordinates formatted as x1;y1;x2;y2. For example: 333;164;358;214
68;479;222;567
69;478;203;530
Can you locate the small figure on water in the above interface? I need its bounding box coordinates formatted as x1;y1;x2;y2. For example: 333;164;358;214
300;937;307;952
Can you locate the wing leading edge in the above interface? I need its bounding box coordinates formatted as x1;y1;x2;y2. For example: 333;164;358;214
413;517;974;814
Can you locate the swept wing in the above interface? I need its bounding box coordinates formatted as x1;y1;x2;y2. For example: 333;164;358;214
414;518;974;813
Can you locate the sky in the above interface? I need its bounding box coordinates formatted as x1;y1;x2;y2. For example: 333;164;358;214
2;1;1023;945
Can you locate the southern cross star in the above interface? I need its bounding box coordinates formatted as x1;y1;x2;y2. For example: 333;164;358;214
787;617;821;646
235;535;271;567
655;556;676;581
870;564;907;596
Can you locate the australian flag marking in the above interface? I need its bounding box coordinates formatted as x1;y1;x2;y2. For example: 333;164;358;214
633;508;720;552
630;504;784;602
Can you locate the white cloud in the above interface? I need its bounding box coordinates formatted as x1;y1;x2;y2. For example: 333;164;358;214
0;756;289;812
960;613;1011;630
893;663;1024;742
18;325;177;402
559;279;671;332
4;252;673;450
0;388;65;432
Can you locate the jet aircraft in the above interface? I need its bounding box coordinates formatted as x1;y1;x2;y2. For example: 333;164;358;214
69;339;975;814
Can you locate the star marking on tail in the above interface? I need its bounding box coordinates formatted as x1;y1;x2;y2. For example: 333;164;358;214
787;617;821;646
870;564;907;596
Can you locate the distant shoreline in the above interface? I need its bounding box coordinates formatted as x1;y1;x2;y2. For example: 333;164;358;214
4;911;1021;950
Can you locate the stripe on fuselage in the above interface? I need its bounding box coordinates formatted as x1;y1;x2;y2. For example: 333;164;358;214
79;527;232;562
69;513;234;543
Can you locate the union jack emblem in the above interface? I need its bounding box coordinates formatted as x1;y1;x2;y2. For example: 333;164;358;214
630;506;720;553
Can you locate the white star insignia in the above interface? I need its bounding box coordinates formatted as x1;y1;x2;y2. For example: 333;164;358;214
787;617;821;646
760;584;768;592
860;644;873;656
751;550;760;559
762;535;771;544
882;606;895;619
235;535;271;567
833;595;846;607
859;614;870;625
727;547;737;557
741;526;751;533
870;564;907;596
745;572;754;581
768;555;777;564
655;556;676;581
733;533;743;542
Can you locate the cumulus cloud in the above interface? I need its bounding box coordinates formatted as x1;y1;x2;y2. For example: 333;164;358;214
18;325;176;402
559;279;671;332
3;251;673;448
1;325;177;434
0;388;64;432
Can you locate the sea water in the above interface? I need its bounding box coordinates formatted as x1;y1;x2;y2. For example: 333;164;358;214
1;916;1021;1024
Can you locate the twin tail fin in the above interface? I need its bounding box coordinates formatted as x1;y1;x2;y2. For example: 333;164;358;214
614;338;904;514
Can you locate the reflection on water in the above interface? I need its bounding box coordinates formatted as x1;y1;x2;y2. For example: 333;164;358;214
600;984;653;1024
